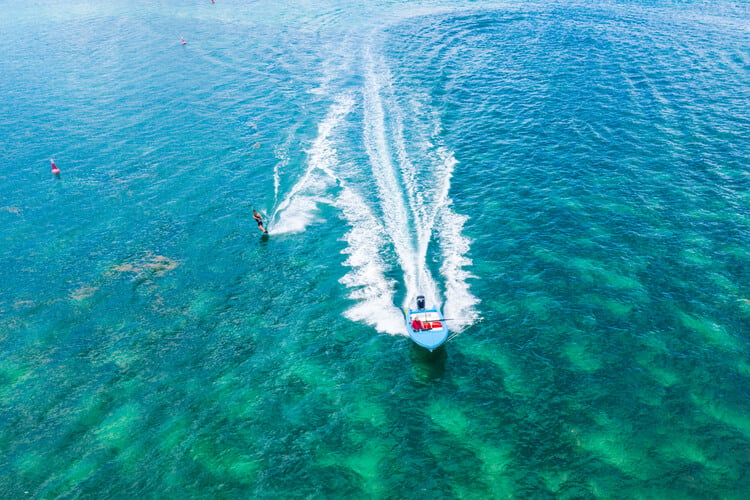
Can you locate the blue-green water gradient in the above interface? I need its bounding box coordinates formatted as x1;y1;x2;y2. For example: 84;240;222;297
1;0;749;497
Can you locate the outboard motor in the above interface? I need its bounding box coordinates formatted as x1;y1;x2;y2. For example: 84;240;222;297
416;295;426;310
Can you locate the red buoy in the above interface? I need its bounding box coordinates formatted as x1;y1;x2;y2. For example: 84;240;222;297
50;159;60;176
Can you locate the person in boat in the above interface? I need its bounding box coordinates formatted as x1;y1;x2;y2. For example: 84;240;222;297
252;209;268;233
411;318;423;331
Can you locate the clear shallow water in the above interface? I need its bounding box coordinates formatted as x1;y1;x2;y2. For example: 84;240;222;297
1;0;749;497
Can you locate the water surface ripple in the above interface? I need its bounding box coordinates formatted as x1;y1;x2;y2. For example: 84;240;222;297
1;0;749;497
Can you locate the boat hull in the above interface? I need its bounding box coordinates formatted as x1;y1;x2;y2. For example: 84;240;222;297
405;306;449;351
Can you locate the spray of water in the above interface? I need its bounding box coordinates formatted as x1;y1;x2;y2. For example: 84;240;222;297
273;48;478;335
272;95;354;234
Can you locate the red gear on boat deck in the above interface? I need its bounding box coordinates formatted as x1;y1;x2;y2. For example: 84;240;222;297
412;319;423;331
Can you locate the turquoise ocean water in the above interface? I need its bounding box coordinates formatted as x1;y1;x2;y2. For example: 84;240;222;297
1;0;749;497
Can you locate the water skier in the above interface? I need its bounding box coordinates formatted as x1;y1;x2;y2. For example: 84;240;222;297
253;209;268;233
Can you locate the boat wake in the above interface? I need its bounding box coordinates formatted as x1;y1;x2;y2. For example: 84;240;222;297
270;95;354;235
273;45;479;335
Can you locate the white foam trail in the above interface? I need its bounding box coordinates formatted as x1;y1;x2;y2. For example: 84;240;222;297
439;207;480;330
390;91;442;308
268;90;405;333
425;137;480;330
272;138;292;210
277;44;479;336
270;195;331;235
272;95;353;234
336;185;403;334
434;146;480;329
361;48;479;329
363;50;436;307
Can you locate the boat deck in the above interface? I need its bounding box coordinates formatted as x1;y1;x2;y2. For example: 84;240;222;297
406;308;449;351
